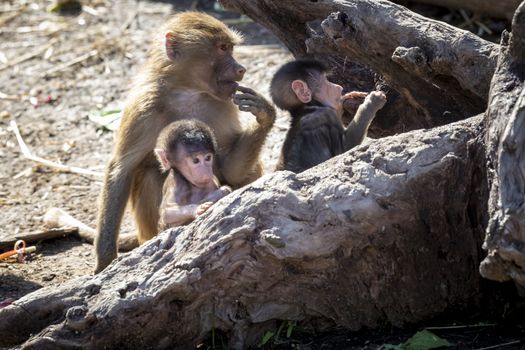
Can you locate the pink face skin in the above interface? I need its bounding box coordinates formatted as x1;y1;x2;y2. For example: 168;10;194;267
213;42;246;99
175;149;216;189
313;74;344;111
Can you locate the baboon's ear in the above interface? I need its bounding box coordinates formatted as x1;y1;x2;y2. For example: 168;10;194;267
154;148;171;171
165;32;178;60
291;80;312;104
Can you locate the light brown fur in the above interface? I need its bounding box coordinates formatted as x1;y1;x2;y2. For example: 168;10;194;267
94;12;275;272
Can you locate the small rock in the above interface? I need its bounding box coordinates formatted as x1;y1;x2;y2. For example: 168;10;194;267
42;273;56;282
0;111;10;120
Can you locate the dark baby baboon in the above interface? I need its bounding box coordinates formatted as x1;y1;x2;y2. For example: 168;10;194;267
271;59;386;173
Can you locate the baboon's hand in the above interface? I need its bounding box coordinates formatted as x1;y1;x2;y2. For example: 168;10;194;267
342;91;368;101
342;91;367;114
219;185;232;196
196;202;214;215
205;186;232;203
233;86;276;129
364;91;387;111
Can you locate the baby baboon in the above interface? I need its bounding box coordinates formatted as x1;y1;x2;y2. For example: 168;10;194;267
271;59;386;173
155;120;231;230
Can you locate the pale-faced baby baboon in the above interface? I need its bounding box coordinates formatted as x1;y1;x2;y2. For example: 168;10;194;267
155;120;231;230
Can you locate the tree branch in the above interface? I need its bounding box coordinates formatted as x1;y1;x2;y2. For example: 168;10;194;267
223;0;498;135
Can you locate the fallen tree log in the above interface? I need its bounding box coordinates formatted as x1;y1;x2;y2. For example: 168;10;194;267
222;0;498;136
480;2;525;291
395;0;521;20
222;0;525;295
0;116;487;349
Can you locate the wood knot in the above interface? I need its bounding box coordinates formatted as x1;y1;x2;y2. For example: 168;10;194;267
321;12;352;40
261;231;285;248
392;46;427;65
86;283;101;296
65;305;95;331
392;46;431;75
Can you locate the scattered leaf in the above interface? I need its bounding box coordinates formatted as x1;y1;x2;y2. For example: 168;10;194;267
260;331;275;346
0;111;10;120
403;330;450;350
286;320;296;338
88;108;122;131
47;0;82;14
379;330;449;350
213;2;226;12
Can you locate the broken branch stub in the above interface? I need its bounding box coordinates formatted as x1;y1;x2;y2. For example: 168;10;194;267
480;1;525;292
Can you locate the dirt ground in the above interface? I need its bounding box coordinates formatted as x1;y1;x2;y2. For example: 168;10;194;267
0;0;290;299
0;0;524;349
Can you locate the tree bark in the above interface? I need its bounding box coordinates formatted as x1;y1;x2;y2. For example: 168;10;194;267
0;116;487;349
222;0;499;136
480;2;525;292
395;0;521;20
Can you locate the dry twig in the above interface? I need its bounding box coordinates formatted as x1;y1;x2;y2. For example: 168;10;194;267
0;4;25;24
9;120;104;178
0;39;57;72
0;12;19;27
0;227;78;248
474;340;521;350
44;208;138;251
0;91;19;101
426;323;496;330
0;22;68;35
44;208;96;243
82;6;99;17
40;49;99;77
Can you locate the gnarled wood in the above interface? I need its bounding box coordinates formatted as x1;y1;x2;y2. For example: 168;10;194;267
480;2;525;291
395;0;521;20
222;0;498;136
0;116;486;349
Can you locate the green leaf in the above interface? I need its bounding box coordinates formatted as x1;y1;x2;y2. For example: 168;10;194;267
286;320;296;338
403;330;449;350
88;108;122;131
46;0;81;13
260;331;275;346
213;2;226;11
99;109;121;117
